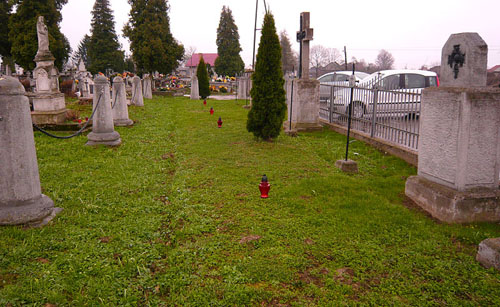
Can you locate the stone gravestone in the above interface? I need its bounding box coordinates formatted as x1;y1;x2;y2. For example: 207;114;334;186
131;76;144;107
405;32;500;224
237;75;249;100
143;74;153;99
29;16;67;125
86;75;121;146
111;76;133;126
190;75;200;100
0;76;61;226
284;12;321;133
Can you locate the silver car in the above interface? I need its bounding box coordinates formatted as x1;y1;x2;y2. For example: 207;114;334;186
318;71;369;102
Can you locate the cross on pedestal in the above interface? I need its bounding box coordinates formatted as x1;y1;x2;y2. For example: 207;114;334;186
296;12;314;79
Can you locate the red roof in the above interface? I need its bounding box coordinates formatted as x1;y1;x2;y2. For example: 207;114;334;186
186;53;218;67
488;65;500;73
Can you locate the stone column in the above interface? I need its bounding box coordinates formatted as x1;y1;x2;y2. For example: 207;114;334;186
86;75;121;146
190;75;200;100
405;32;500;223
0;76;61;226
143;74;153;99
131;76;144;107
112;76;133;126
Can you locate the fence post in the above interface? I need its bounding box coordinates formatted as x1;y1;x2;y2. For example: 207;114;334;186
329;85;334;123
371;88;378;138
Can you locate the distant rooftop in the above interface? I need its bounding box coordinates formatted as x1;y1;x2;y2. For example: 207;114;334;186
488;65;500;73
186;53;218;67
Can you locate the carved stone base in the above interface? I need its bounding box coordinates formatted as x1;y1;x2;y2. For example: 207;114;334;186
31;109;67;125
405;176;500;223
335;159;359;173
0;194;61;226
86;131;121;146
114;118;134;127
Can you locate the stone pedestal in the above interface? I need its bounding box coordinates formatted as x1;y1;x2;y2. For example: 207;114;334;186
0;76;61;226
86;75;121;146
112;76;133;126
190;76;200;100
131;76;144;107
237;76;249;100
30;51;66;124
405;32;500;223
284;78;322;132
143;75;153;99
335;159;358;173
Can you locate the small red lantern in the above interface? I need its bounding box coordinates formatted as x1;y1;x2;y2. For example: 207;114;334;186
217;116;222;128
259;174;270;198
203;99;207;105
210;107;214;115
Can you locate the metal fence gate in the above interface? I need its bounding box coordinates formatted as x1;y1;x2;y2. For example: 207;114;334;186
319;81;423;151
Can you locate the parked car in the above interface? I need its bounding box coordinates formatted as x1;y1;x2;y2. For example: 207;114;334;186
332;70;439;117
318;71;369;102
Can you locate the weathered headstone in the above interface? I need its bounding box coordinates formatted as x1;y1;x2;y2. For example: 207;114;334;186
190;75;200;100
440;33;488;87
237;76;249;100
86;75;121;146
143;74;153;99
131;76;144;107
0;76;61;226
405;32;500;223
112;76;133;126
284;12;321;133
29;16;66;125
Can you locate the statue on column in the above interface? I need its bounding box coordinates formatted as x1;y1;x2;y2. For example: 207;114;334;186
36;16;50;54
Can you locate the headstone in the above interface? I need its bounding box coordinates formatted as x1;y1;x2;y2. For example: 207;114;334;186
112;76;133;126
86;75;121;146
284;12;321;133
237;76;248;100
405;32;500;223
29;16;66;125
131;76;144;107
0;76;61;226
440;33;487;87
143;74;153;99
190;75;200;100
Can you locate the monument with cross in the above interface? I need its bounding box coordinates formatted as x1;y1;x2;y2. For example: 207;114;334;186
284;12;321;133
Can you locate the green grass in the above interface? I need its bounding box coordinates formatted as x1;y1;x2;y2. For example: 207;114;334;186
1;96;499;305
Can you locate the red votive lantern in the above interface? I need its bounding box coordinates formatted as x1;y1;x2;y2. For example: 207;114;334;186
217;117;223;128
203;99;207;105
259;174;270;198
210;107;214;115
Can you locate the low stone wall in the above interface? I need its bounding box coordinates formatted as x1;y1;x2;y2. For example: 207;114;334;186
320;119;418;167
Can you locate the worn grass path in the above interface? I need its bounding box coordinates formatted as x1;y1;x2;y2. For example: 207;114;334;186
1;96;499;305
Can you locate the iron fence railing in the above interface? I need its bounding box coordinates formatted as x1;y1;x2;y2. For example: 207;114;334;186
319;80;423;151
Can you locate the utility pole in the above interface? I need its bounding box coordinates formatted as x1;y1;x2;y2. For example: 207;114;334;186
252;0;259;70
344;46;348;70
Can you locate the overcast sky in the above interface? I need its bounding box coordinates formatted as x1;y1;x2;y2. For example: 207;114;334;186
61;0;500;70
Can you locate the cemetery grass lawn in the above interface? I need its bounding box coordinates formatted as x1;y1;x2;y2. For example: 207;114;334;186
1;96;500;305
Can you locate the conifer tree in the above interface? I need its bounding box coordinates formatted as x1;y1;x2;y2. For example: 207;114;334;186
0;0;12;60
246;13;286;141
72;34;90;68
196;56;210;99
214;6;244;77
8;0;70;71
88;0;124;74
123;0;184;75
280;30;297;74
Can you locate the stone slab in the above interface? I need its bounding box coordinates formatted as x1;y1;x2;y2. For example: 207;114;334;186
31;109;66;125
405;175;500;223
419;87;500;191
286;79;322;131
335;159;359;173
476;238;500;270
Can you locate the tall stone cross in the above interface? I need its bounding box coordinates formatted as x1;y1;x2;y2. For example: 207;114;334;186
296;12;313;79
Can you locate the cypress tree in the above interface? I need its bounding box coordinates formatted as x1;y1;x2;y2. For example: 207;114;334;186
123;0;184;75
214;6;244;77
8;0;70;71
246;13;286;141
88;0;124;74
196;56;210;99
0;0;12;59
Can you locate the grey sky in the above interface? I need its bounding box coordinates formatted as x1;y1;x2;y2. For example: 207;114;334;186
61;0;500;70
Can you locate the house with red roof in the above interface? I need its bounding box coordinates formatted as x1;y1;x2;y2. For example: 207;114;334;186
185;53;218;77
488;65;500;74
